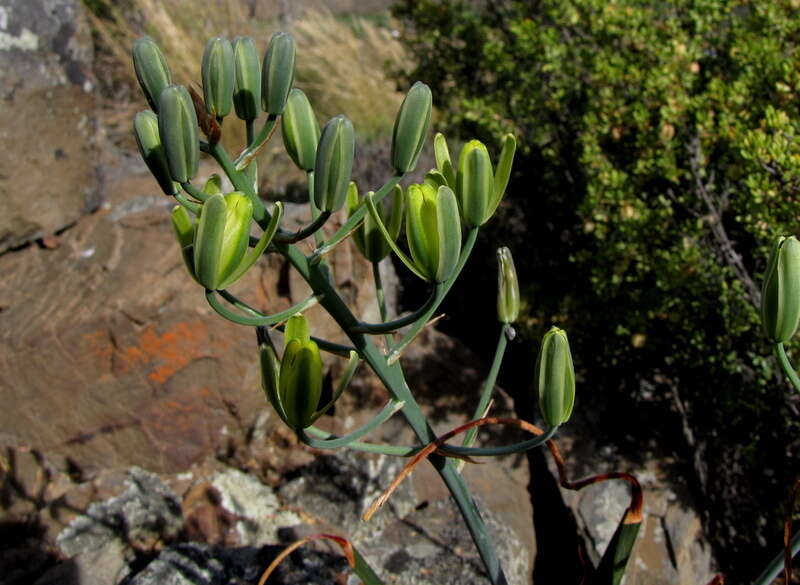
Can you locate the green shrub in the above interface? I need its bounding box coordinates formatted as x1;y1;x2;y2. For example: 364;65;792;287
393;0;800;574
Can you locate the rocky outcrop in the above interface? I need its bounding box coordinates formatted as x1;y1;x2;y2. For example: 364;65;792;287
0;0;100;253
540;429;718;585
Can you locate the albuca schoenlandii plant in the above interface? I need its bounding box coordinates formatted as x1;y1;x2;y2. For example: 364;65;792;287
129;29;800;585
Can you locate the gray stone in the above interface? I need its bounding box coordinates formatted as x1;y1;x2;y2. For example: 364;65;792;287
542;430;717;585
56;467;182;557
0;0;99;253
34;540;129;585
210;468;301;546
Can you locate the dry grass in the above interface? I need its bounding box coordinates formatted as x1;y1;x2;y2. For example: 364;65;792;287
84;0;408;153
289;8;409;138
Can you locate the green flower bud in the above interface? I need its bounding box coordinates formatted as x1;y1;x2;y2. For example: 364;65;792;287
132;37;172;112
171;192;277;290
497;247;520;323
536;327;575;427
232;36;262;121
279;337;323;430
158;85;200;183
391;81;432;174
258;315;325;430
282;89;321;171
348;182;404;263
201;36;235;118
262;32;296;115
133;110;177;195
456;140;494;227
313;116;355;213
761;236;800;342
405;183;462;282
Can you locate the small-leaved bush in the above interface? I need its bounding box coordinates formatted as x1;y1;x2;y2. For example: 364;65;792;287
393;0;800;574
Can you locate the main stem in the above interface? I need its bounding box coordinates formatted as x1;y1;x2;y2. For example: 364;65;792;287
278;242;509;585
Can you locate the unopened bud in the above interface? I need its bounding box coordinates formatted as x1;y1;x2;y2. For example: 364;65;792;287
762;236;800;342
313;115;355;212
497;247;520;323
158;85;200;183
405;184;462;282
262;32;296;115
456;140;494;227
536;327;575;427
201;37;235;118
391;82;432;174
132;37;172;112
282;88;320;171
232;36;262;121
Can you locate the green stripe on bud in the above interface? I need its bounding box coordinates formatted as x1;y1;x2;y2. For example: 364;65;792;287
456;140;494;227
349;182;404;263
536;327;575;427
133;110;177;195
202;37;235;118
313;116;355;212
405;184;462;282
391;82;432;174
158;85;199;183
232;36;262;121
282;89;320;171
762;236;800;342
262;32;296;115
497;247;520;324
279;338;323;429
132;37;172;112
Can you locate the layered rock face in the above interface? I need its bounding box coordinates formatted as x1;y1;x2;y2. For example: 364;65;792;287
0;0;100;254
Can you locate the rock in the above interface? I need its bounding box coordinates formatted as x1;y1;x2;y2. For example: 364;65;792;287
0;147;390;476
34;540;129;585
0;0;99;253
56;467;182;557
541;429;717;585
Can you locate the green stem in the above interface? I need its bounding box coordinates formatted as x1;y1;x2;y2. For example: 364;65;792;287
752;529;800;585
372;260;394;349
181;181;209;202
776;342;800;393
206;289;319;326
387;227;480;364
207;141;270;226
174;193;201;214
307;171;326;248
303;426;421;456
309;175;402;264
275;211;331;244
442;425;558;457
303;425;557;459
462;326;509;449
276;240;509;585
300;399;405;449
353;285;442;334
